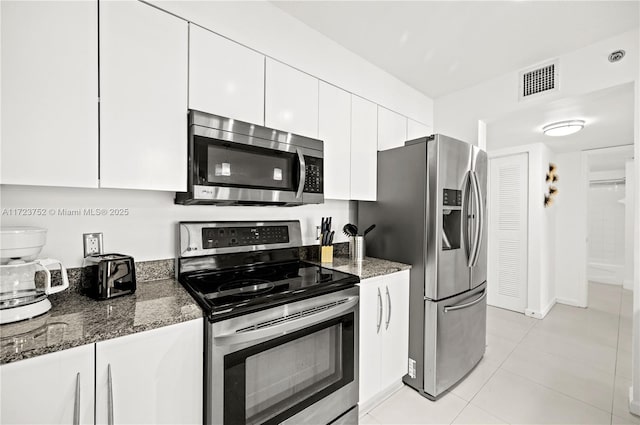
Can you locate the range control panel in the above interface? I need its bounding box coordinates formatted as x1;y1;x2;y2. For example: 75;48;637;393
202;225;290;249
443;189;462;206
303;156;323;194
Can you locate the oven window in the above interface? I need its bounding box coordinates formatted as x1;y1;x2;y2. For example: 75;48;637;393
224;314;355;425
194;137;298;191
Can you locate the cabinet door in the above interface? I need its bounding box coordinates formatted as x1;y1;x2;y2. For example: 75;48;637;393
265;59;319;138
358;277;384;405
0;1;98;188
0;344;95;425
319;82;351;200
189;24;264;125
378;107;408;151
99;0;188;191
95;320;203;425
350;96;378;201
380;270;411;390
407;119;433;141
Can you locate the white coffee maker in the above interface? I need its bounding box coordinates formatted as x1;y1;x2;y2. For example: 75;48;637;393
0;227;69;324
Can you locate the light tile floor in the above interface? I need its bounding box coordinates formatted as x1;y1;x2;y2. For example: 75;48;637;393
360;282;638;425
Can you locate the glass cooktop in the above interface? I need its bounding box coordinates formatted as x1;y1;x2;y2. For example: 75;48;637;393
180;260;359;322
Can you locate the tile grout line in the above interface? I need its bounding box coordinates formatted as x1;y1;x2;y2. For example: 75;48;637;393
493;293;622;421
610;286;625;423
449;316;537;424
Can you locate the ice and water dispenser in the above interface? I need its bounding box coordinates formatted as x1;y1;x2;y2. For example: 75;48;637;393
442;189;462;250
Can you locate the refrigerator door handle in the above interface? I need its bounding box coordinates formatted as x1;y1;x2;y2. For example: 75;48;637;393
469;170;483;267
443;289;486;313
463;171;473;265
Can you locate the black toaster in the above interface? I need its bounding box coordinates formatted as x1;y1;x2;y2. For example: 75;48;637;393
81;253;136;299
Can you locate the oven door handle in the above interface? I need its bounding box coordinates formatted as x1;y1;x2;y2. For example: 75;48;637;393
296;148;306;199
214;296;358;346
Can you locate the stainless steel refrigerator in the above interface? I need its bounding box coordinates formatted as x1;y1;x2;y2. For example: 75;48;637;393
358;134;487;400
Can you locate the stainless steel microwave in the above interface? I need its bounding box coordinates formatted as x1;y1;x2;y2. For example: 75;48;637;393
175;110;324;206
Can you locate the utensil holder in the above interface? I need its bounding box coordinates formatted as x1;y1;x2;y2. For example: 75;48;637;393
319;245;333;263
349;236;365;262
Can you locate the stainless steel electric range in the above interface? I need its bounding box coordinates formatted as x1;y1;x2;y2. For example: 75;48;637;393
177;221;360;425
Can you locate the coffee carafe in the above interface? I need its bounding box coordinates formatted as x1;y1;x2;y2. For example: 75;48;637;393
0;227;69;324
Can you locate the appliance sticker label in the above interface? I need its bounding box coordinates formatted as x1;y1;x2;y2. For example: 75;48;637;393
215;163;231;177
273;168;283;181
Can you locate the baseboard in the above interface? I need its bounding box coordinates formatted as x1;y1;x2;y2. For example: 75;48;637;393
525;298;556;319
556;297;588;308
623;279;634;291
630;387;640;417
359;381;404;416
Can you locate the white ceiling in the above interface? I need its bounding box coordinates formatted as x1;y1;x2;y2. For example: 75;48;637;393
486;82;635;153
271;1;639;99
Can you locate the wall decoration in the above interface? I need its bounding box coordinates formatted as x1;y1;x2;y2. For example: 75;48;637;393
544;163;558;208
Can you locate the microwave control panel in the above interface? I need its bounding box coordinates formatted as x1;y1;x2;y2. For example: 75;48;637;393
202;225;290;249
303;156;323;193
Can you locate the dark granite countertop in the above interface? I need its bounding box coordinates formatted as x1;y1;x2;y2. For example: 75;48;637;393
313;256;411;280
0;278;202;365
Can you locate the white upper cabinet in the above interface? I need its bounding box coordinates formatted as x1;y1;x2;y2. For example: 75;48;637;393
265;59;319;138
189;24;265;125
0;1;98;188
350;96;378;201
407;118;433;141
378;107;408;151
319;82;351;200
95;320;203;425
0;344;95;425
99;0;188;191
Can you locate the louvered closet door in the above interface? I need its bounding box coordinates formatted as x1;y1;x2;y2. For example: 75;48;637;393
488;153;528;312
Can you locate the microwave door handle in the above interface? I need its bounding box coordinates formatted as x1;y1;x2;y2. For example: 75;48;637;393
296;148;306;199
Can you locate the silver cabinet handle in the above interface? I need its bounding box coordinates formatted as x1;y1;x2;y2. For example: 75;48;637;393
73;373;80;425
376;287;383;334
107;364;114;425
444;290;486;313
385;286;391;330
296;148;306;199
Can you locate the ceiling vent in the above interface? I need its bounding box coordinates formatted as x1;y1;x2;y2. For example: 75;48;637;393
519;60;559;101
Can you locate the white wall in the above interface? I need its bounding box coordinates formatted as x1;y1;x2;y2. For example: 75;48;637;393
148;0;433;126
587;182;626;284
0;185;352;268
625;160;635;291
435;29;639;144
554;151;588;307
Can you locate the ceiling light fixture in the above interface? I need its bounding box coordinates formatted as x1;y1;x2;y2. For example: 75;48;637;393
542;120;585;137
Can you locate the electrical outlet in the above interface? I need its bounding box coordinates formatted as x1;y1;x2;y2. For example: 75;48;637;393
83;233;103;257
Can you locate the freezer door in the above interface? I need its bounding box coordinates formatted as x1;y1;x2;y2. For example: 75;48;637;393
426;136;474;300
423;282;486;398
470;146;488;289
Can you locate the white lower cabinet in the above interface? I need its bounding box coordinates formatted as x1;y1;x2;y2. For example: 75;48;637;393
0;344;95;425
0;319;203;425
95;320;203;424
358;270;410;411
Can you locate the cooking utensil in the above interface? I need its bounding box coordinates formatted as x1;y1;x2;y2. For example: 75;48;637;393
327;231;335;245
363;224;376;237
342;224;358;237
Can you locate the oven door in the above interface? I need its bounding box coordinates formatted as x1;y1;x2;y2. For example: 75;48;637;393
206;287;359;425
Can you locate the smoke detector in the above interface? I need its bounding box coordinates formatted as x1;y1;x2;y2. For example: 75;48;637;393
608;50;625;63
